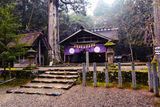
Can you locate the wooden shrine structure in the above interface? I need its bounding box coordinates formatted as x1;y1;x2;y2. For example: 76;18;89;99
8;32;51;66
60;27;118;64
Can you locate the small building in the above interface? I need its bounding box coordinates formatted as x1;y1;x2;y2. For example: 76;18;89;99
60;27;118;63
8;32;51;66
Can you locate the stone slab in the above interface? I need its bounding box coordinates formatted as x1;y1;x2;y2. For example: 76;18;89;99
32;78;76;84
45;71;78;75
39;74;78;79
21;83;73;90
7;88;63;96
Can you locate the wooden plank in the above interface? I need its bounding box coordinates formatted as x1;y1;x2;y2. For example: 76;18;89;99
152;63;159;96
147;62;153;91
118;62;122;88
82;63;86;86
38;40;41;65
105;62;109;87
158;62;160;87
131;62;136;89
93;63;97;87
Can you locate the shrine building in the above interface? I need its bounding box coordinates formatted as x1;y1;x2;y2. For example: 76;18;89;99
60;27;118;63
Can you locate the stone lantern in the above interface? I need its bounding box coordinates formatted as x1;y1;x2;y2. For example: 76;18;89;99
105;42;115;65
27;48;36;66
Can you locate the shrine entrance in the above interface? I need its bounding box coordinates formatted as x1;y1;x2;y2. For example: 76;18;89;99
60;27;118;64
65;52;106;63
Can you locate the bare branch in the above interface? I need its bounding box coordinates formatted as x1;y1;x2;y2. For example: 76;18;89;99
60;0;74;4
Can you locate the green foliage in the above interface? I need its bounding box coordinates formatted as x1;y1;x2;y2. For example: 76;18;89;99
93;0;153;61
0;4;24;71
59;13;93;39
0;78;31;88
79;71;148;86
23;66;37;70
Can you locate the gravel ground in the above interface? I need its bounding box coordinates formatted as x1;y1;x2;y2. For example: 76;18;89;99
0;85;159;107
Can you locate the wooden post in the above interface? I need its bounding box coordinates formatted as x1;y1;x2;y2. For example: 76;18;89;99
93;63;97;87
38;40;41;66
131;62;136;89
86;51;89;72
158;62;160;87
118;62;122;88
154;0;160;62
147;62;153;91
152;63;159;96
64;54;66;63
82;63;86;86
105;62;109;87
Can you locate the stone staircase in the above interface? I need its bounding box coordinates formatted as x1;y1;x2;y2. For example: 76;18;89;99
7;69;79;96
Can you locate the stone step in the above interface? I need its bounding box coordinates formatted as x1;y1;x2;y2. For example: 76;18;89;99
6;88;63;96
48;69;79;72
45;71;78;75
39;74;79;79
20;83;73;90
31;78;76;84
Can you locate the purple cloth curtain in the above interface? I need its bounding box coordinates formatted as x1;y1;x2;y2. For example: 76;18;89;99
64;44;106;55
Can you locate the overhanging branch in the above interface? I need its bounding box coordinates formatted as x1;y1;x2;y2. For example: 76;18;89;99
60;0;74;4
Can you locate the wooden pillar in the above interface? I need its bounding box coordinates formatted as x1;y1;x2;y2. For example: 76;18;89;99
158;63;160;87
86;51;89;72
154;0;160;62
39;40;41;66
64;54;66;63
118;62;122;88
147;62;153;91
152;63;159;96
82;63;86;86
131;62;136;89
93;63;97;87
105;62;109;87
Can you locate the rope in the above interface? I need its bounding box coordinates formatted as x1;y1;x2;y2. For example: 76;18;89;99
0;78;16;85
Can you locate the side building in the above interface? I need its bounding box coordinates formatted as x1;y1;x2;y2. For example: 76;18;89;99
8;32;51;67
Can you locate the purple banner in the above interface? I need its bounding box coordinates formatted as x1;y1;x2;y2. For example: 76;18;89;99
64;44;106;55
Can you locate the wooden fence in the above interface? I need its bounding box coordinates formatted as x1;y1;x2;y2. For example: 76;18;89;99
82;62;160;96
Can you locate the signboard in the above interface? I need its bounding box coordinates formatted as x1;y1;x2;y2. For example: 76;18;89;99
155;47;160;55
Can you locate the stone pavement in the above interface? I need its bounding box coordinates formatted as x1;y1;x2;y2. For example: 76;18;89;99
0;85;159;107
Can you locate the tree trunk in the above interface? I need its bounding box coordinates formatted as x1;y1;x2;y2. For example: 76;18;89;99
154;0;160;62
129;42;134;62
22;0;27;29
48;0;61;64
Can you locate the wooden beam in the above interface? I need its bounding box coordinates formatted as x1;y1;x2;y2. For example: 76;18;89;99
86;51;89;72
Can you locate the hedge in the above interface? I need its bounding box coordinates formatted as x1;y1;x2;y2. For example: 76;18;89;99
79;71;148;85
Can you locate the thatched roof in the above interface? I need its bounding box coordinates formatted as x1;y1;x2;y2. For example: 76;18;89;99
60;28;118;44
8;32;42;47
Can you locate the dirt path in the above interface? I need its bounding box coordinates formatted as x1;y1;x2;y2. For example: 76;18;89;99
0;85;159;107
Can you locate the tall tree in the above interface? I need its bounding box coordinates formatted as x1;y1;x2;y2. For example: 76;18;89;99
0;4;22;76
48;0;88;63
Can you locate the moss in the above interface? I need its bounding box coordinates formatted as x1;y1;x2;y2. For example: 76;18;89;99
0;78;32;88
23;66;37;70
154;101;160;106
104;42;115;46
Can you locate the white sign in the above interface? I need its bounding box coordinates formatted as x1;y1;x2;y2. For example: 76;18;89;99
155;47;160;55
94;46;100;53
69;48;75;54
